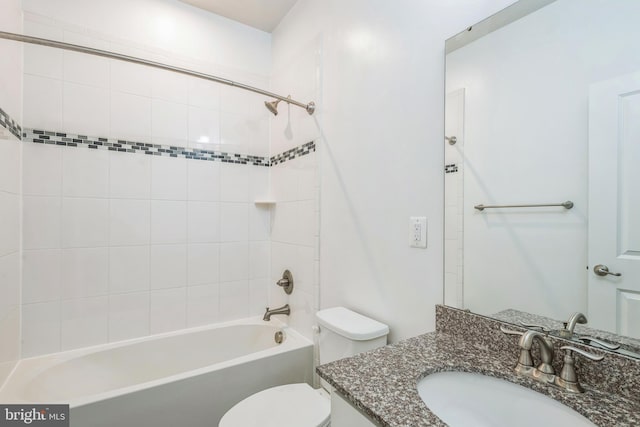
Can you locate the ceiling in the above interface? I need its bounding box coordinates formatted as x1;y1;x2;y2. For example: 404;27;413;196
179;0;298;32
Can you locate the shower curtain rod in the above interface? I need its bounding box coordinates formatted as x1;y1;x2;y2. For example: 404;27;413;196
0;30;316;115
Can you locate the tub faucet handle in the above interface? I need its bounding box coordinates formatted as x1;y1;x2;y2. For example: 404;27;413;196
276;270;294;295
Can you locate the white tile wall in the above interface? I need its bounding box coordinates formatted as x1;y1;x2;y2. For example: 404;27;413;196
249;242;270;279
187;201;220;243
23;196;61;250
150;288;187;334
188;79;220;110
22;249;62;304
187;160;220;202
0;193;20;256
150;244;187;289
219;242;249;282
108;292;150;341
188;105;220;150
269;153;320;340
60;296;109;350
61;247;109;299
23;74;63;131
22;302;61;357
19;8;276;356
220;203;249;242
109;199;151;246
109;246;150;294
219;281;249;321
23;20;63;80
151;200;187;244
151;156;187;201
62;33;110;88
20;146;273;355
0;140;20;193
151;99;189;147
187;243;220;286
61;198;109;248
220;163;249;202
109;151;151;199
267;34;321;337
62;82;110;137
0;0;23;382
110;92;152;143
62;148;109;198
22;143;62;196
152;69;189;104
110;60;152;97
186;284;219;327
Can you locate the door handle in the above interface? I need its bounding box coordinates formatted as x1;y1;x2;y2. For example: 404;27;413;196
593;264;622;277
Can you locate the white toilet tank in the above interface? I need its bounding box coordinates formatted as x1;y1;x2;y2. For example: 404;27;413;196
316;307;389;365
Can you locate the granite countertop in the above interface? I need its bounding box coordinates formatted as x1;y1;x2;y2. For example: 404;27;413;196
316;332;640;426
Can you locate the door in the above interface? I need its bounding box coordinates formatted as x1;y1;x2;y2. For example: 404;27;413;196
588;71;640;338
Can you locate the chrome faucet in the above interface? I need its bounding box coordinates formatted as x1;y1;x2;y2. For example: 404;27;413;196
263;304;290;321
501;326;605;393
513;329;556;383
560;312;588;337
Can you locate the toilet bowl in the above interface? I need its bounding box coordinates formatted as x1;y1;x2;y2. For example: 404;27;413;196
218;383;330;427
219;307;389;427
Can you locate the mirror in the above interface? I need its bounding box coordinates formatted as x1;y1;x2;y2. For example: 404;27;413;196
444;0;640;357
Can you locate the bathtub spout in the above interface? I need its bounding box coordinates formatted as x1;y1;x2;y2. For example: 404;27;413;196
263;304;290;321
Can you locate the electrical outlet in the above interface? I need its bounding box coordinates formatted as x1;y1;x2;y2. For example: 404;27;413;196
410;217;427;248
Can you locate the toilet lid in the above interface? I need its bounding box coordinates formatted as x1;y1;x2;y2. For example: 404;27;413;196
219;383;330;427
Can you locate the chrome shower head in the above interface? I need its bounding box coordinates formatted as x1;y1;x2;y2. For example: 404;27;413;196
264;95;292;116
264;99;281;116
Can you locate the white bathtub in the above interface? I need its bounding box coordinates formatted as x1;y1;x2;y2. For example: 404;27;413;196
0;317;313;427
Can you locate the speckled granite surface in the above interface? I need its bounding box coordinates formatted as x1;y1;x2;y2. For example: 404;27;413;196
436;305;640;404
317;306;640;427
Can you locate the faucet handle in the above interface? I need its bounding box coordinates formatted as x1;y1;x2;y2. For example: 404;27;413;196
560;346;604;362
276;270;294;294
500;325;525;336
518;321;551;332
577;336;621;351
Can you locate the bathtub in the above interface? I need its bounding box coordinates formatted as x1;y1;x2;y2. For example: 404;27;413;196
0;317;313;427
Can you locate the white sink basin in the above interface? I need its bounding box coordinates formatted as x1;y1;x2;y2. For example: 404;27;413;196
417;371;596;427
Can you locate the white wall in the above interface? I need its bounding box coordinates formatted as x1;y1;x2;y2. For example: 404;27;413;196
19;0;273;356
447;0;640;320
0;0;23;384
273;0;516;342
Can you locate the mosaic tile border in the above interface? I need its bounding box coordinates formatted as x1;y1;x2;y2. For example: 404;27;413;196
0;108;22;140
270;141;316;166
22;128;316;166
23;128;270;166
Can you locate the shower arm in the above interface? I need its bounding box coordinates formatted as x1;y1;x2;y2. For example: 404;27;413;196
0;30;316;115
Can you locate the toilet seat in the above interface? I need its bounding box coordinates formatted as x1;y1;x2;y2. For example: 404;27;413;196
219;383;330;427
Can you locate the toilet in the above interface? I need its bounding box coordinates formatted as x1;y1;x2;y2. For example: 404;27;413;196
219;307;389;427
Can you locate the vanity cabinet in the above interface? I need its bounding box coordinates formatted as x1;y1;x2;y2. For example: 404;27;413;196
331;391;377;427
